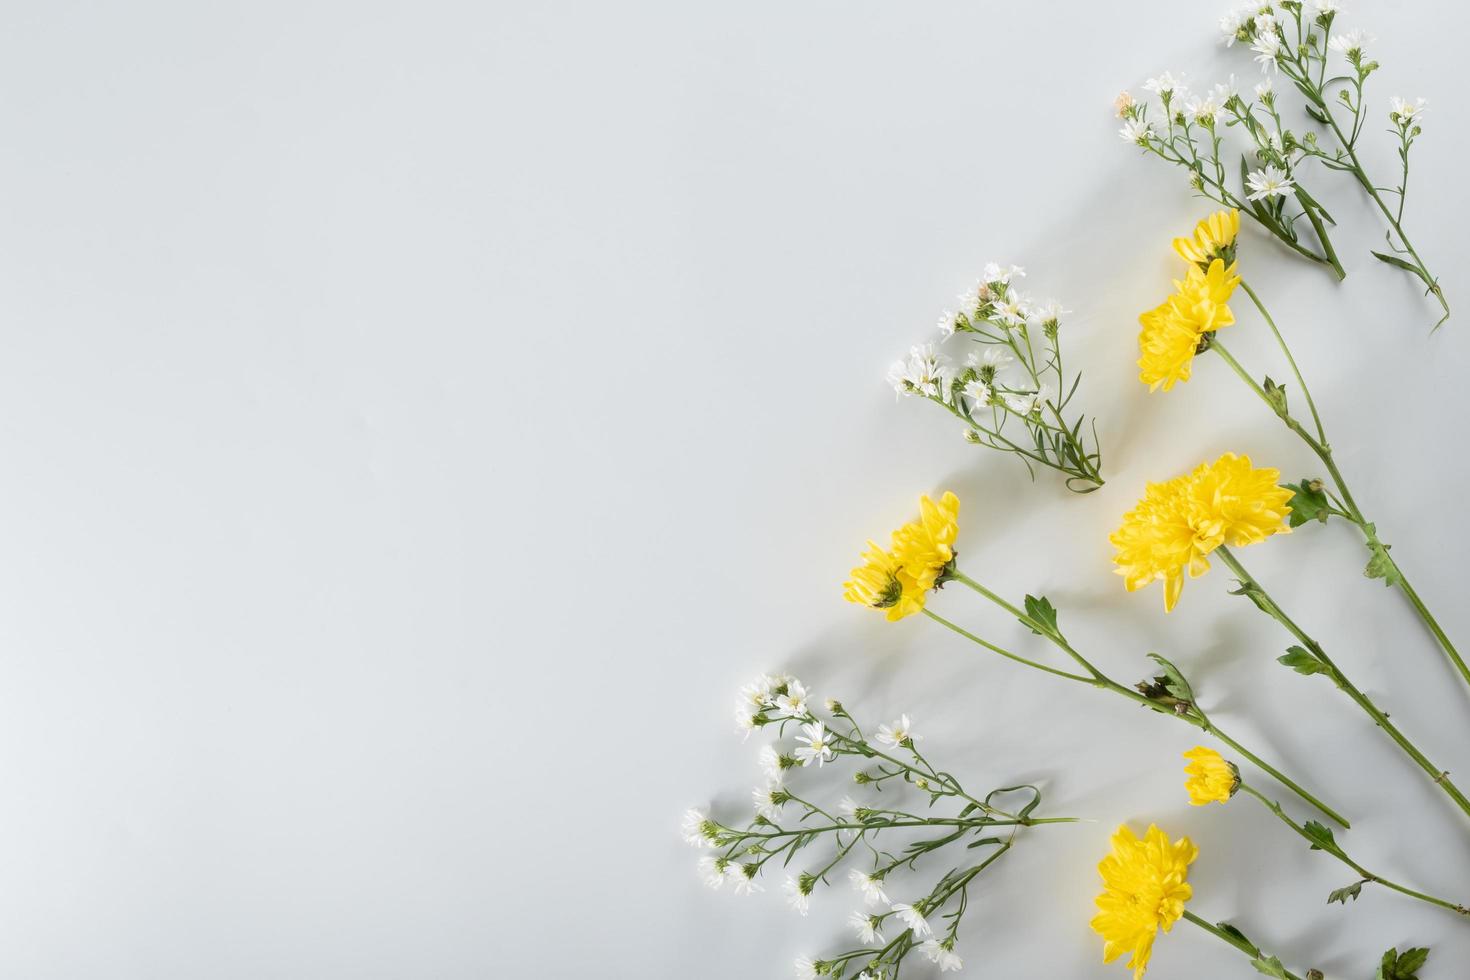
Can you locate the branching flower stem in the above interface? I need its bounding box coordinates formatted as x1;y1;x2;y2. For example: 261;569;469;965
1215;545;1470;826
1236;781;1469;918
925;569;1351;828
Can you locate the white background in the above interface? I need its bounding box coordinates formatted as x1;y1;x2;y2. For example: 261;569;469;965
2;1;1468;977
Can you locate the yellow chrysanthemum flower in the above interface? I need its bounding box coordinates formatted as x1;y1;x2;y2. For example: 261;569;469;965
1183;746;1239;806
1091;824;1197;980
1172;209;1240;267
843;540;926;621
892;491;960;591
1136;259;1240;392
845;492;960;620
1110;453;1291;611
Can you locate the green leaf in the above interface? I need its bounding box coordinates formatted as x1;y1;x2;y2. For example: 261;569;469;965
1262;376;1289;416
1252;955;1290;978
1279;645;1329;676
1378;946;1431;980
1302;820;1339;853
1022;594;1059;637
1283;478;1331;527
1326;879;1365;905
1372;251;1435;287
1146;653;1194;703
1363;526;1401;587
1216;922;1256;949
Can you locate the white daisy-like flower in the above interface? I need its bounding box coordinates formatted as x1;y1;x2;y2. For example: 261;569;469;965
1185;93;1222;123
1391;96;1428;123
936;310;958;339
728;863;764;895
1035;300;1070;325
876;714;921;748
734;703;760;738
1113;91;1135;118
758;744;784;782
682;808;712;848
1118;117;1154;145
1253;12;1278;35
982;262;1025;285
886;344;952;399
921;940;964;972
1246;165;1296;200
1310;0;1341;13
989;291;1030;327
891;903;934;938
794;958;818;980
698;855;727;889
794;720;835;767
982;347;1014;369
849;869;890;906
753;783;785;820
1252;33;1282;72
737;676;775;710
850;909;884;944
1142;71;1185;98
1329;29;1373;56
1003;383;1049;416
1254;78;1274;101
838;795;860;818
784;875;811;916
962;379;992;408
1219;7;1250;44
774;679;811;718
955;282;982;313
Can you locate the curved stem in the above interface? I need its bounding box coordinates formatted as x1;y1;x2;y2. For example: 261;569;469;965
1238;278;1326;443
1216;546;1470;824
1237;783;1469;918
1209;339;1470;693
933;570;1351;827
1182;910;1304;980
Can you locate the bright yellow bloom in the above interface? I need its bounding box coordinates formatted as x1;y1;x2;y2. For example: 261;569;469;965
892;491;960;591
845;492;960;620
1172;209;1240;266
1110;453;1291;611
1137;259;1240;392
1183;746;1239;805
843;540;926;621
1091;824;1197;980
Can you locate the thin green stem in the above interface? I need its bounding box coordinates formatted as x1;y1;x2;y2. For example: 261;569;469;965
1217;546;1470;824
1237;782;1469;918
1238;278;1326;443
922;609;1093;683
1182;910;1304;980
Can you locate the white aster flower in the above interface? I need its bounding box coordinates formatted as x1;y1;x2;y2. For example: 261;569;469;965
838;795;860;818
962;379;992;408
1329;29;1373;56
876;714;921;748
1035;300;1070;326
886;343;951;399
1254;78;1274;101
774;679;811;718
1118;117;1154;145
682;808;712;848
921;940;964;972
850;909;884;944
982;262;1025;285
849;869;890;906
1142;71;1185;98
1310;0;1341;13
1252;33;1281;72
1253;12;1278;35
784;875;812;916
794;720;835;767
758;744;784;782
982;346;1014;369
794;958;818;980
891;903;933;938
734;702;760;738
753;783;785;820
1246;165;1296;200
698;855;727;889
936;309;958;338
728;863;763;895
989;291;1030;327
1004;383;1049;416
1391;96;1427;123
1219;7;1250;44
1185;93;1222;123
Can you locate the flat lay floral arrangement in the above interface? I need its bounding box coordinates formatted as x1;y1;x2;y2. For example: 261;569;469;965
681;3;1458;978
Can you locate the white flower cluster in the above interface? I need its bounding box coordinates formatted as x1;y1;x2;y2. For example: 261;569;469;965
1390;96;1427;126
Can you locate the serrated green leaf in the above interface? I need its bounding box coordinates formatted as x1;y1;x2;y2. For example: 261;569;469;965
1252;954;1290;978
1146;653;1194;703
1022;594;1059;637
1279;646;1329;676
1326;879;1364;905
1302;820;1338;853
1378;946;1431;980
1283;478;1331;527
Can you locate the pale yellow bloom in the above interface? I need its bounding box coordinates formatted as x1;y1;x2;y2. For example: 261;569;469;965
1172;209;1241;266
1183;746;1239;805
1091;824;1197;980
1111;453;1291;611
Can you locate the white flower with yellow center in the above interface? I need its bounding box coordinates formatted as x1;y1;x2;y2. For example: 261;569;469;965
794;721;835;767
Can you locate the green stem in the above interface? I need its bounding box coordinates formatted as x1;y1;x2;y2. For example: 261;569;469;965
1237;783;1469;918
1238;278;1326;443
1182;910;1304;980
1209;340;1470;694
935;571;1351;828
1216;546;1470;824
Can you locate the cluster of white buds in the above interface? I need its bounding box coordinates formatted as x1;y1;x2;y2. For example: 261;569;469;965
688;674;1075;977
